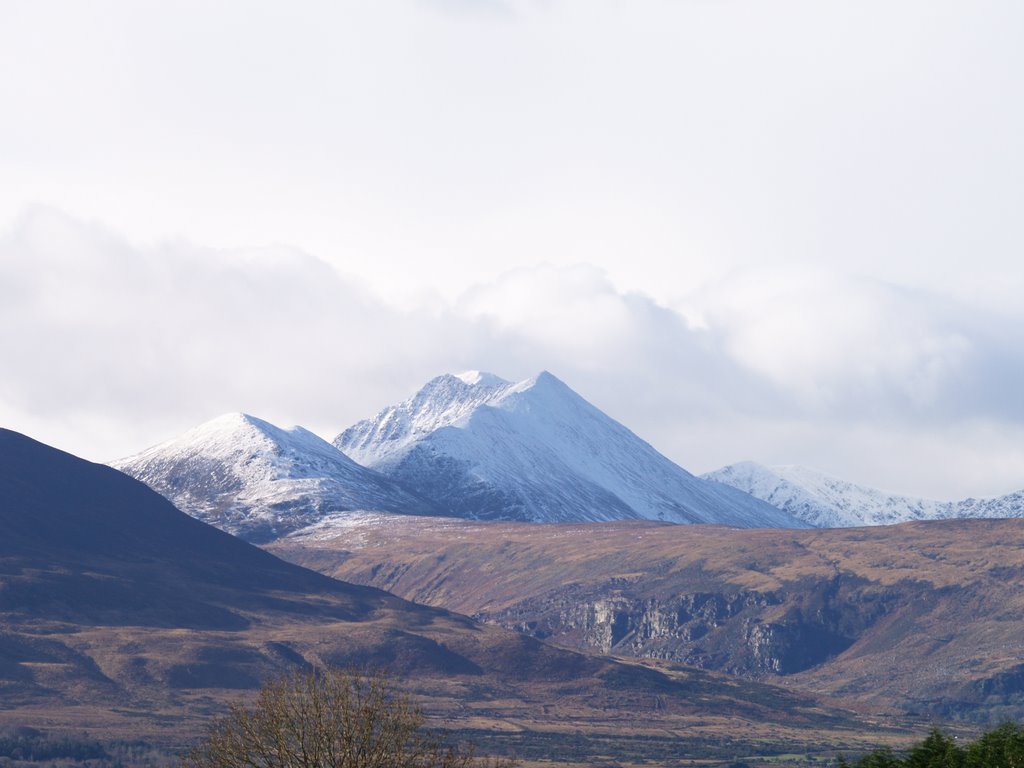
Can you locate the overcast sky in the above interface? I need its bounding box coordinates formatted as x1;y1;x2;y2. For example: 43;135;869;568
2;0;1023;500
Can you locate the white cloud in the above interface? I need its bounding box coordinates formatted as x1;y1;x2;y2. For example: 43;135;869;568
0;207;471;456
694;266;978;413
2;1;1022;311
3;207;1024;501
4;2;1024;504
459;264;646;354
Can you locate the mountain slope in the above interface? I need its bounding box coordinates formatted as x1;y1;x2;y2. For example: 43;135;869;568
336;371;806;527
0;424;467;635
271;512;1024;723
703;461;1024;527
0;426;496;717
0;428;896;759
113;413;437;541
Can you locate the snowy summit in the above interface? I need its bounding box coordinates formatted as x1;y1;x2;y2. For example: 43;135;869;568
113;412;437;542
335;371;806;528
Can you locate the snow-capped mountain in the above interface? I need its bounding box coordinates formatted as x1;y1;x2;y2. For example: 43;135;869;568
956;490;1024;519
703;461;1024;528
334;371;807;527
114;413;438;542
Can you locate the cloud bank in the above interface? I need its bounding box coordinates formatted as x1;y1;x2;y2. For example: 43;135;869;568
2;207;1023;501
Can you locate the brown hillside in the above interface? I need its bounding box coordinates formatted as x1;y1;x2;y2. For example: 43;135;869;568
0;430;905;764
270;513;1024;723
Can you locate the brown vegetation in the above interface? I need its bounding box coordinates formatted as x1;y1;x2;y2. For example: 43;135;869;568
183;668;504;768
0;430;912;765
269;514;1024;722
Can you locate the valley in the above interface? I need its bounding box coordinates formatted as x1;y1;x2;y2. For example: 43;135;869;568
6;371;1024;764
0;429;912;765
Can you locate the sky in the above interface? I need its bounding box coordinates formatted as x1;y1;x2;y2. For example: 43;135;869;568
2;0;1023;500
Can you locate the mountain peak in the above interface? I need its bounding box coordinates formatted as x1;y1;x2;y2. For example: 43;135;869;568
453;370;509;387
215;411;259;425
521;370;565;390
186;411;248;430
335;372;805;528
180;411;284;438
114;414;437;542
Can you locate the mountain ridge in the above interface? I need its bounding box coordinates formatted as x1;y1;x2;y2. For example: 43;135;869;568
113;412;439;541
703;460;1024;527
335;371;806;527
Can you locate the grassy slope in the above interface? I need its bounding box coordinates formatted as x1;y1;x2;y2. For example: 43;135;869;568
269;515;1024;722
0;430;907;764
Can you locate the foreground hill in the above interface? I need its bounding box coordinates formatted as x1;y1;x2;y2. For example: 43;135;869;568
703;461;1024;527
335;371;805;527
272;513;1024;723
0;429;893;762
113;413;438;541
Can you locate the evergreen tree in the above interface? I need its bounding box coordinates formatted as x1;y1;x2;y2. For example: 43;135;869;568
905;728;962;768
840;723;1024;768
963;722;1024;768
855;747;903;768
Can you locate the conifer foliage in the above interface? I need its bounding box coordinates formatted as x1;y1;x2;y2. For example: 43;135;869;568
841;723;1024;768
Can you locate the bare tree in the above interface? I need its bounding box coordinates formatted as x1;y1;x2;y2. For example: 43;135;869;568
183;667;509;768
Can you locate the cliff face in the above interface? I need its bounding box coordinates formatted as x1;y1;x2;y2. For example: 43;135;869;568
487;574;895;676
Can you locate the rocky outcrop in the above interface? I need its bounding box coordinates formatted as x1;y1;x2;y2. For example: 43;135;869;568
487;575;895;677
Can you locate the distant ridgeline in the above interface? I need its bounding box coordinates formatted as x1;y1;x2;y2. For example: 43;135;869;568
115;371;1024;541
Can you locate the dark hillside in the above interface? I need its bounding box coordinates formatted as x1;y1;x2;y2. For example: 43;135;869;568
0;428;903;762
